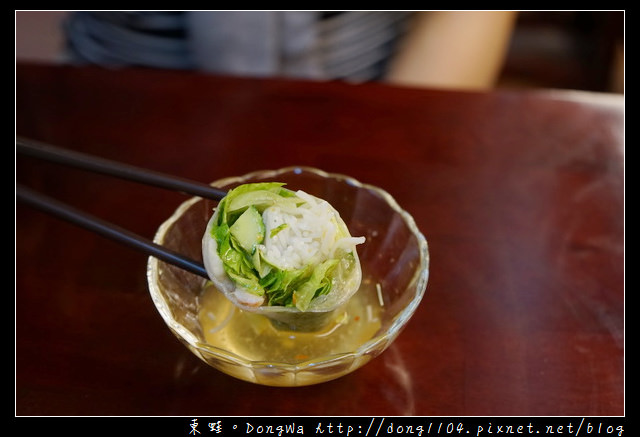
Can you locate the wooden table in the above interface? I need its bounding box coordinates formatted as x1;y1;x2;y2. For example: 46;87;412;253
15;63;624;417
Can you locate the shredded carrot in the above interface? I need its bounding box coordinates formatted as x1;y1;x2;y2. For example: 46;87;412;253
354;316;360;321
295;354;309;360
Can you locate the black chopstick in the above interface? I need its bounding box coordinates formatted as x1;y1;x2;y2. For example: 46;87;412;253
16;184;209;279
15;137;222;278
16;137;227;201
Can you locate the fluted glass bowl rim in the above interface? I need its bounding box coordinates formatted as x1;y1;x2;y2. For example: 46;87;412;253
147;166;429;372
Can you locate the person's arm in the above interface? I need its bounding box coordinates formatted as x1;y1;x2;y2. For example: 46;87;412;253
387;11;518;89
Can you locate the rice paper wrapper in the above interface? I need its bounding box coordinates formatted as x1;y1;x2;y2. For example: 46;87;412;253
201;192;364;331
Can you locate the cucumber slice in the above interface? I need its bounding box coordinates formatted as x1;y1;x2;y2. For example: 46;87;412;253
227;190;299;214
229;205;265;254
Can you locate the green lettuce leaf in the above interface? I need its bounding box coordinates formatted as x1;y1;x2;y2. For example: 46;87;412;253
292;259;339;311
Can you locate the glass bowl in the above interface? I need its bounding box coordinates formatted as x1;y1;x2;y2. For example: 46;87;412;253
147;167;429;387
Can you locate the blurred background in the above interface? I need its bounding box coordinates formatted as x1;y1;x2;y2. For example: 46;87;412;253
498;11;623;93
15;11;624;94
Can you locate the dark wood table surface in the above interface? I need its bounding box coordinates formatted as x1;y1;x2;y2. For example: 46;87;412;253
15;63;624;417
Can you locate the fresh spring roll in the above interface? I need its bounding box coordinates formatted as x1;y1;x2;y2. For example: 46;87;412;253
202;182;365;314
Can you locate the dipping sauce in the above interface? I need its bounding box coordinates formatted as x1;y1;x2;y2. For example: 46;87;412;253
197;279;383;363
